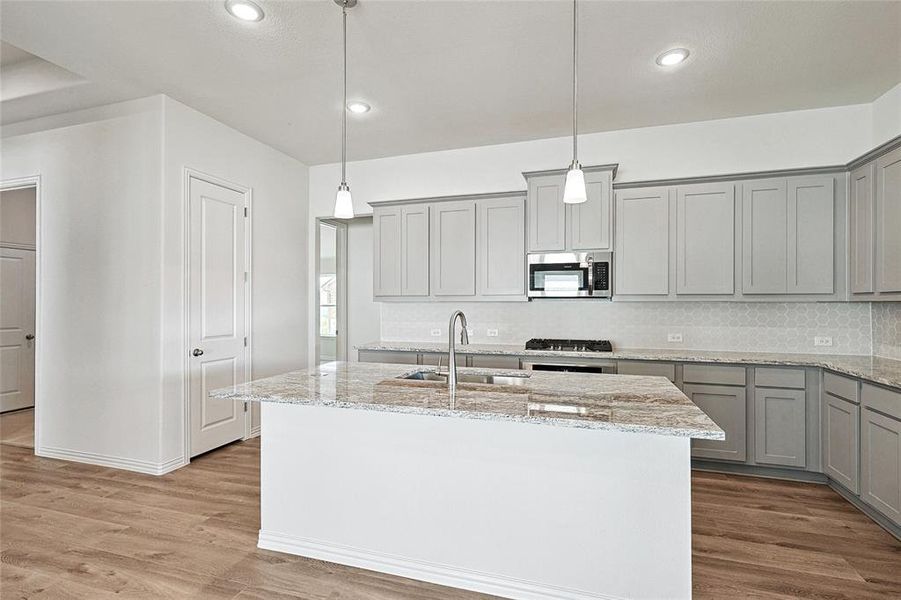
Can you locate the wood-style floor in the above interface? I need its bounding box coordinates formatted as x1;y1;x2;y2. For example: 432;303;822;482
1;413;899;599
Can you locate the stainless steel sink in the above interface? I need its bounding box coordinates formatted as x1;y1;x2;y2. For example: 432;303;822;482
401;371;530;386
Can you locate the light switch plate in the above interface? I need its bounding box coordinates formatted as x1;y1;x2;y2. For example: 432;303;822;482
487;329;499;337
667;333;683;343
814;336;833;347
430;329;442;337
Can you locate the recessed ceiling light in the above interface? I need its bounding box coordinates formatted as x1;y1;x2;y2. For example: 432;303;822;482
225;0;264;22
347;101;371;114
656;48;689;67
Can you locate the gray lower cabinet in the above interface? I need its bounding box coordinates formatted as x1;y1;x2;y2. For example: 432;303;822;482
430;200;477;296
754;387;806;468
469;354;520;369
478;196;525;296
358;350;418;365
875;146;901;294
683;383;747;462
860;408;901;526
675;183;735;295
614;187;670;295
822;393;860;493
616;361;676;383
850;163;876;295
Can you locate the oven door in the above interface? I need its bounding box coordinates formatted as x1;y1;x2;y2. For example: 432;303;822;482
528;254;590;298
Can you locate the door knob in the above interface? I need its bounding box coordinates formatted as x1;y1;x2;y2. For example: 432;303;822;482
25;334;35;341
192;348;204;357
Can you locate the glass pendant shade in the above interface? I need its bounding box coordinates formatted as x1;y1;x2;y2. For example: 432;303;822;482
334;183;354;218
563;165;587;204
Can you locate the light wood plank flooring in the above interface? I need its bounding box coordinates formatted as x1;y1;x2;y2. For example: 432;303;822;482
0;408;34;449
1;424;899;599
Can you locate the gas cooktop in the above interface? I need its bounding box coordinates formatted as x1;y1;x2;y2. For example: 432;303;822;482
525;338;613;352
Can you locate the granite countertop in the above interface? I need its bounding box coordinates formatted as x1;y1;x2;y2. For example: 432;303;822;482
356;341;901;389
210;361;724;440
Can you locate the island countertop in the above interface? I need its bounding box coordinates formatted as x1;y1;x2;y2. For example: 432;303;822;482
211;361;724;440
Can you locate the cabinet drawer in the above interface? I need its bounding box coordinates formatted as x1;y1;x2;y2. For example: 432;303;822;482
824;372;859;404
358;350;419;365
755;367;805;389
616;361;676;382
469;355;521;370
683;364;746;386
861;383;901;421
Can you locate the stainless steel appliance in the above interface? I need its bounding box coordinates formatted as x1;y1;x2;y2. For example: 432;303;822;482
527;252;611;298
521;338;617;373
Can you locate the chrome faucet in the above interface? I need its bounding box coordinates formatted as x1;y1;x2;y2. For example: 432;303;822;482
447;310;469;391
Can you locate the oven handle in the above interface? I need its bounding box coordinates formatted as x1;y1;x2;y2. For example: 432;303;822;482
521;359;617;372
587;256;594;296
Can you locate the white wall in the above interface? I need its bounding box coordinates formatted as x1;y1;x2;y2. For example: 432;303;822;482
160;97;309;462
872;82;901;146
346;217;380;361
1;97;166;470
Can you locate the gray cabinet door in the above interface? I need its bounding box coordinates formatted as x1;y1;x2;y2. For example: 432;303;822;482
358;350;418;365
430;200;476;296
742;179;787;294
754;387;806;468
614;187;670;295
787;176;834;294
823;393;860;493
860;408;901;526
675;183;735;295
527;174;566;252
372;206;402;296
568;169;612;251
400;204;430;296
875;146;901;294
469;355;521;369
850;163;876;294
684;383;746;462
478;196;525;296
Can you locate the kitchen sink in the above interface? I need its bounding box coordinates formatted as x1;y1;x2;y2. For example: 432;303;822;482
401;371;530;386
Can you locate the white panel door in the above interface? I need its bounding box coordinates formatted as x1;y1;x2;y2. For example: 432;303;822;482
0;248;35;413
189;177;246;457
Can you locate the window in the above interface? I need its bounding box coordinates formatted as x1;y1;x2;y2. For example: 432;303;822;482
319;274;337;337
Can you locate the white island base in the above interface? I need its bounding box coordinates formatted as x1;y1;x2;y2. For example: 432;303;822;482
258;402;693;600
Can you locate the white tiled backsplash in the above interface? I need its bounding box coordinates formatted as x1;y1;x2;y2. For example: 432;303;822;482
873;303;901;360
380;301;878;355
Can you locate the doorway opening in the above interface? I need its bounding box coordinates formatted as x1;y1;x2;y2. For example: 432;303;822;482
0;180;38;451
317;220;347;364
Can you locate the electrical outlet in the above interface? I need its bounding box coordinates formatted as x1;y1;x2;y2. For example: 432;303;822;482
667;333;683;343
430;329;441;337
814;336;833;347
487;329;499;337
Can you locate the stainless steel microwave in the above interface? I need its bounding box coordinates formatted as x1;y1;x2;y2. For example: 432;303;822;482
527;251;612;298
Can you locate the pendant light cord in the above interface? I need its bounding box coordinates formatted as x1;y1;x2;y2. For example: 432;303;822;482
571;0;578;164
341;1;348;185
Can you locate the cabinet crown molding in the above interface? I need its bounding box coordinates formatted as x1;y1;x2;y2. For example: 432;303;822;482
522;163;618;180
368;190;524;208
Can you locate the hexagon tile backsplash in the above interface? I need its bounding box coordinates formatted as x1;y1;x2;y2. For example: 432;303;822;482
873;303;901;360
380;301;880;355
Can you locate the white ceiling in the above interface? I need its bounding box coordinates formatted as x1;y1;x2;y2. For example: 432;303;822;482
1;1;899;165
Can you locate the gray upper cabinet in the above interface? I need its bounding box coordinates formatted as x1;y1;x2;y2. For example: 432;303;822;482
430;200;477;296
742;178;788;294
615;187;670;296
754;387;806;468
860;408;901;526
527;174;566;252
478;196;525;296
400;204;430;296
676;183;735;295
567;169;613;251
742;176;835;295
787;176;834;294
684;383;747;462
822;393;860;493
850;163;876;294
875;146;901;294
372;205;402;296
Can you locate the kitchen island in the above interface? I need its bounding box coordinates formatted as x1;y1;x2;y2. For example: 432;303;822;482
212;361;723;600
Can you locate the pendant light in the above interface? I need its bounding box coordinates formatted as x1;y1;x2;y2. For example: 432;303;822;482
333;0;357;219
562;0;587;204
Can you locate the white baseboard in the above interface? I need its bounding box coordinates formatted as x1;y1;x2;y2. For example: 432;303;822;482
257;530;624;600
37;446;187;476
249;426;261;438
